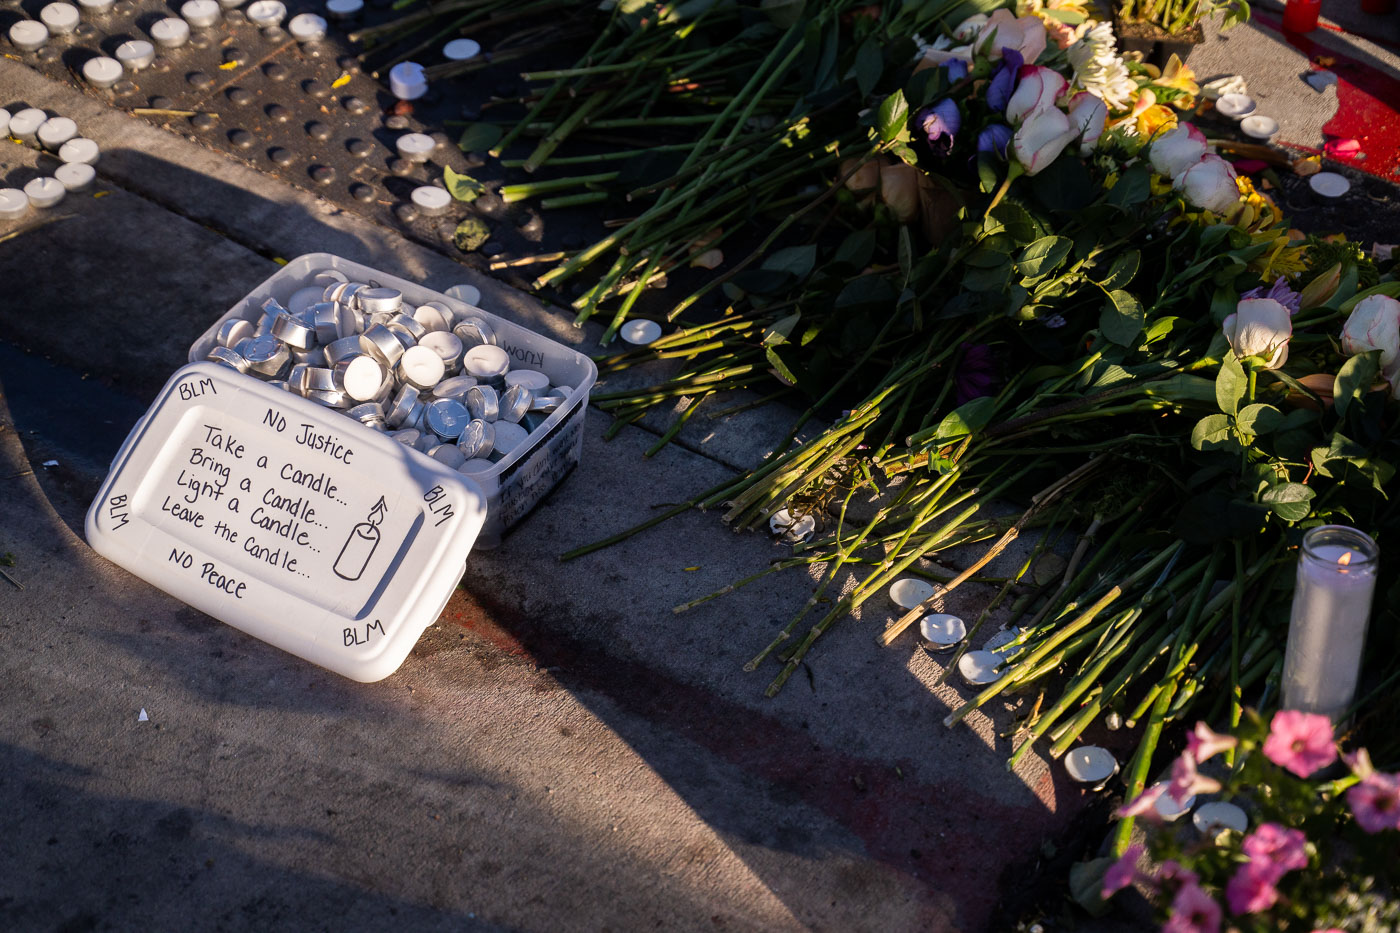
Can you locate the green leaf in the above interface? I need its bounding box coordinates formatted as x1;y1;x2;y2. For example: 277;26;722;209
1334;350;1380;417
452;216;491;252
1235;403;1281;436
852;38;883;98
1105;164;1150;209
444;166;485;201
1014;236;1073;277
1261;483;1315;522
763;312;801;346
1215;354;1246;416
934;396;997;443
1142;315;1180;346
1191;414;1236;452
877;90;909;144
1099;289;1145;346
1339;281;1400;313
984;198;1042;243
834;228;877;270
1096;250;1140;290
765;345;799;385
457;122;504;154
761;244;817;281
1029;156;1095;212
962;262;1011;293
897;226;913;282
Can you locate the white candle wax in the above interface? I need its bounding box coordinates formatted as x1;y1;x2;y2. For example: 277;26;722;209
1281;526;1378;721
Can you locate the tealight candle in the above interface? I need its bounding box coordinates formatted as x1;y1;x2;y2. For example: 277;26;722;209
1240;114;1278;141
889;577;936;610
0;108;10;137
116;39;155;70
82;56;123;89
39;2;80;35
445;283;480;306
443;38;480;61
24;176;66;209
180;0;220;27
918;613;966;651
325;0;363;22
245;0;286;26
397;133;437;163
768;507;815;542
458;458;493;475
8;21;50;52
55;161;96;192
1214;93;1255;120
957;649;1001;685
59;137;100;164
1151;784;1194;822
150;16;190;47
76;0;115;13
983;627;1020;659
287;13;327;41
1309;172;1350;199
621;319;662;345
1064;746;1118;785
36;116;77;151
388;61;427;100
410;185;451;215
8;108;48;143
1193;801;1248;836
1282;525;1378;720
0;188;30;221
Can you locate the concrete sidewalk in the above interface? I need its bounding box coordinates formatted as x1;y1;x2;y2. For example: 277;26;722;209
1;58;1093;933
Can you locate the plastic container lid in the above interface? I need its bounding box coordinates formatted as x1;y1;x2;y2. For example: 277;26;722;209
85;361;488;682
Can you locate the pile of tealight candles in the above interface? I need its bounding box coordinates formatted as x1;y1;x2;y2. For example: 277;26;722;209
205;270;573;477
0;106;101;220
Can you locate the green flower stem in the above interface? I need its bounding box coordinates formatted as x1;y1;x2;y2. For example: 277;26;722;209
671;557;812;615
520;51;706;81
500;172;620;202
521;92;609;174
540;191;610;210
501;144;693;168
1113;677;1180;855
644;390;710;457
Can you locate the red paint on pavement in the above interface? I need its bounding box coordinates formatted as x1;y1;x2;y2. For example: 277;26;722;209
1254;11;1400;179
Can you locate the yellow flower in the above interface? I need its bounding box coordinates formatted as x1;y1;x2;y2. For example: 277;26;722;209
1155;55;1199;96
1135;104;1177;137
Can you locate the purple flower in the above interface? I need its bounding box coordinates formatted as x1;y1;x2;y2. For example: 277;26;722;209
977;123;1013;160
986;47;1023;113
944;58;969;82
917;99;961;156
1242;276;1302;315
954;342;998;404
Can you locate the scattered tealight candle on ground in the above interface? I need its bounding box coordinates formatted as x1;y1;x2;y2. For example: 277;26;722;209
116;39;155;71
1151;783;1195;822
59;137;99;166
1309;172;1351;198
919;613;966;651
983;627;1020;658
8;21;49;52
0;189;30;221
23;176;66;209
8;108;48;143
396;133;437;163
620;319;662;345
1214;93;1255;120
1240;115;1279;141
150;16;190;47
245;0;285;26
389;61;428;100
1064;746;1118;785
0;109;9;137
768;508;815;543
445;283;481;306
889;577;936;610
1193;801;1248;836
443;38;480;60
39;2;80;35
36;116;77;151
76;0;115;13
287;12;327;41
410;185;451;216
325;0;362;22
180;0;221;27
82;56;123;89
957;649;1001;685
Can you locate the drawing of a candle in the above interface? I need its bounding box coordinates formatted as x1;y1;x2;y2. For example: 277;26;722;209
334;497;388;581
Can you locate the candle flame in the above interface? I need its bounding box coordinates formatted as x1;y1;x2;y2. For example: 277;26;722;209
1339;551;1353;566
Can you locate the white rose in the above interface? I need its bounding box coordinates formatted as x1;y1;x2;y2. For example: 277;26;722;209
1013;107;1079;176
1148;123;1208;178
1222;298;1291;369
1340;293;1400;395
1175;154;1239;213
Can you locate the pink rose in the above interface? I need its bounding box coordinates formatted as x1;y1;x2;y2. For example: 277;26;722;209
1339;293;1400;397
1149;123;1209;178
1067;91;1107;156
1005;65;1068;125
1262;710;1337;778
1012;107;1078;176
1175;154;1240;213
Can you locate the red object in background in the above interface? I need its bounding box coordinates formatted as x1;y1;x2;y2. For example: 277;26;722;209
1360;0;1396;14
1283;0;1321;31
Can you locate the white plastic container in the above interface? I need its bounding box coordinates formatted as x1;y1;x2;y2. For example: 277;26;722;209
186;253;596;548
86;361;488;682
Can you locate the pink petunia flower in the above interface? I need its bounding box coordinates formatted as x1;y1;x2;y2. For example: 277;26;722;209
1225;862;1280;915
1347;771;1400;833
1241;823;1309;878
1186;722;1238;764
1116;783;1167;820
1163;881;1222;933
1159;860;1199;888
1262;710;1337;778
1101;843;1144;899
1168;750;1222;804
